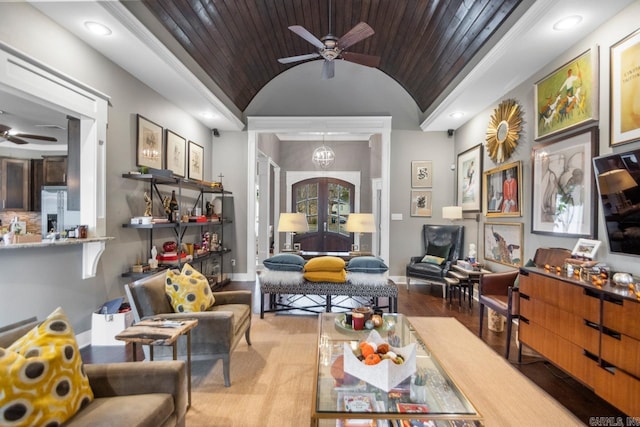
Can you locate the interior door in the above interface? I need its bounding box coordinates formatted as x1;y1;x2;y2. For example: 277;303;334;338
292;178;354;251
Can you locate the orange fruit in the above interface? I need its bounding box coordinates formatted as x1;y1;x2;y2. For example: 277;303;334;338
364;354;381;365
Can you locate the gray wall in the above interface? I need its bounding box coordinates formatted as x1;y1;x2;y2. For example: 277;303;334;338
454;1;640;275
0;3;213;332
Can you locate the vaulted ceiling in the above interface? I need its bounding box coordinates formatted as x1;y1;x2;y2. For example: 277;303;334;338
140;0;522;113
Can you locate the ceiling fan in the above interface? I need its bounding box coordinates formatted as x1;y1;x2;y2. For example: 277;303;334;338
0;124;58;145
277;0;380;79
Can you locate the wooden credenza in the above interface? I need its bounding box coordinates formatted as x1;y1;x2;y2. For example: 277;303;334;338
519;267;640;416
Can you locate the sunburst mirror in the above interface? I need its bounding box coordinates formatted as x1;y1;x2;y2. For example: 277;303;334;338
485;99;522;163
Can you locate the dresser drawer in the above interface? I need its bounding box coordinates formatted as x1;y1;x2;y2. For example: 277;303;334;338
601;331;640;378
594;364;640;416
603;296;640;341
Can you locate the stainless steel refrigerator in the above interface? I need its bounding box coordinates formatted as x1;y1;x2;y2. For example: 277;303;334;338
41;186;80;235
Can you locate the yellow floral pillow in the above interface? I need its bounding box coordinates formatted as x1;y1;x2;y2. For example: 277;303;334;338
165;263;215;312
0;307;94;426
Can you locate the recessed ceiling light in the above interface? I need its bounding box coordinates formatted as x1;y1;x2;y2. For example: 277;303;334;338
201;112;219;119
449;111;465;119
84;21;112;36
553;15;582;31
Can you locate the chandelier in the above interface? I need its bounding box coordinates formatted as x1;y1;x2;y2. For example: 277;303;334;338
312;144;335;168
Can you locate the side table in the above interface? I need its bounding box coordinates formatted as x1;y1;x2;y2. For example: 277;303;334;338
116;318;198;407
449;264;492;308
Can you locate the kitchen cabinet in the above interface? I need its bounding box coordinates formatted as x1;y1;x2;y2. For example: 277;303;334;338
30;158;43;212
1;158;30;210
43;156;67;185
519;267;640;416
121;173;233;289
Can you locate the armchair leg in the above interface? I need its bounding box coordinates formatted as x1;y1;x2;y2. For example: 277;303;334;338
478;303;485;338
406;277;411;292
222;355;231;387
505;316;513;360
245;326;252;346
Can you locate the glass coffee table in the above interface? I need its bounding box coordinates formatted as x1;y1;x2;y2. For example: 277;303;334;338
312;313;482;426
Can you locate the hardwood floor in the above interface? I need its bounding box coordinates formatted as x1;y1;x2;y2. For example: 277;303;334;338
82;279;625;425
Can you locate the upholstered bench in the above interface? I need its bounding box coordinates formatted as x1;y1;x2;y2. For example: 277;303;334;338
258;277;398;318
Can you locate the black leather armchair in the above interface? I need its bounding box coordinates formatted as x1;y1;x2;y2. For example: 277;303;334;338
406;224;464;297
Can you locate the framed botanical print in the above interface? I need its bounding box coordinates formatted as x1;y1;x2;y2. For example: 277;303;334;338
188;141;204;181
531;126;598;237
611;28;640;146
456;144;482;212
411;161;433;187
484;222;523;267
534;47;599;140
165;129;186;177
410;190;432;217
482;160;522;217
136;114;163;169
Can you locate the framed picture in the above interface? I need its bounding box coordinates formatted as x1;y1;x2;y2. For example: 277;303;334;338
610;29;640;146
136;114;163;169
411;160;433;187
482;160;522;217
571;238;601;259
410;190;432;217
188;141;204;181
484;222;523;267
165;130;186;177
456;144;482;212
531;126;598;237
534;47;599;140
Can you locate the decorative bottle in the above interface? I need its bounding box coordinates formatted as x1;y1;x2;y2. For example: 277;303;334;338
169;190;179;222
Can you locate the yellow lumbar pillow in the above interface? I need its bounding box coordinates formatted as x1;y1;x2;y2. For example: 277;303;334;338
0;307;94;426
304;256;346;272
304;269;347;283
165;263;215;312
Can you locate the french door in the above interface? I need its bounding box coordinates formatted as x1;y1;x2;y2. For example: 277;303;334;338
292;177;354;251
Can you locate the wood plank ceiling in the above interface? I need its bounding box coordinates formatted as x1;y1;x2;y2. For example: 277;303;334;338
141;0;522;113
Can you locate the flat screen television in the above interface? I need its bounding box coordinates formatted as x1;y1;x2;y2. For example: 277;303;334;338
593;148;640;256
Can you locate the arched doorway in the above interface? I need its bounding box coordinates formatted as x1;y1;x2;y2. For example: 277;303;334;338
293;177;354;251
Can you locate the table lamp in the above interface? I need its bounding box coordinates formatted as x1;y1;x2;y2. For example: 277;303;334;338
598;169;637;213
277;212;308;251
442;206;463;221
345;213;376;254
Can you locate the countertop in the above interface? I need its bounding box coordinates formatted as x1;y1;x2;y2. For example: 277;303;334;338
0;236;114;250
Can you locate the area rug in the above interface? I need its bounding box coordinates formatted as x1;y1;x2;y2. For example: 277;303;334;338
186;315;583;426
186;314;317;426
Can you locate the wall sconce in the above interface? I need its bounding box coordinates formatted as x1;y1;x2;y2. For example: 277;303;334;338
277;213;309;251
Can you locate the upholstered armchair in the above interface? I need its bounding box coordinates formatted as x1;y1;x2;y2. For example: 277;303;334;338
478;270;520;360
406;224;464;297
125;270;252;387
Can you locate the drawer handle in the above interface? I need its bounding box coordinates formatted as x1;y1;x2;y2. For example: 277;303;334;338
603;294;624;306
583;320;599;331
519;268;530;276
519;293;530;300
602;326;621;340
583;288;600;299
583;349;598;362
519;316;530;324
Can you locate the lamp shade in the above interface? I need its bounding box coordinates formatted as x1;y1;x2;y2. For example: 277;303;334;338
277;213;309;233
442;206;463;220
598;169;637;194
345;213;376;233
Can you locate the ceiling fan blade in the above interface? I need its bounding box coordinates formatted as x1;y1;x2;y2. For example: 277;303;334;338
14;133;57;142
321;60;335;80
0;124;10;133
6;136;28;145
288;25;325;49
337;22;374;50
342;52;381;68
277;52;321;64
